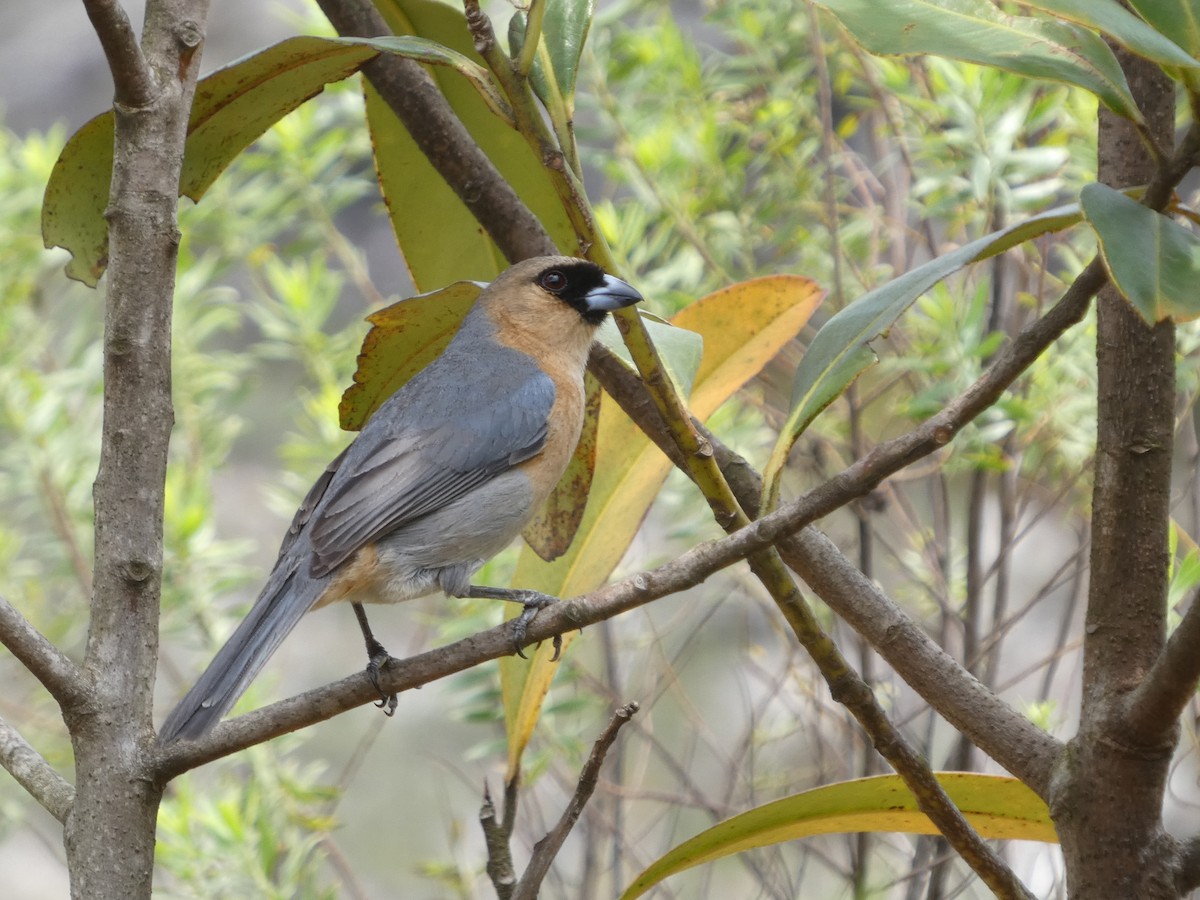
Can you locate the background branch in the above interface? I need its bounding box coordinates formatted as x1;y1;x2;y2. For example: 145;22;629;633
0;716;74;824
0;595;89;709
511;702;640;900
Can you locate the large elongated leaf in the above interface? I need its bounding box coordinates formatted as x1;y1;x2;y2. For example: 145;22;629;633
42;32;526;288
816;0;1143;123
539;0;594;103
620;773;1056;899
1081;182;1200;324
371;0;579;291
500;276;824;779
1019;0;1200;69
761;202;1086;509
44;37;378;285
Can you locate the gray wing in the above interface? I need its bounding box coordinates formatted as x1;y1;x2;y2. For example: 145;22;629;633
307;356;555;578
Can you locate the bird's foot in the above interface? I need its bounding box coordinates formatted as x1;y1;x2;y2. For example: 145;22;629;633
510;590;562;661
364;638;398;717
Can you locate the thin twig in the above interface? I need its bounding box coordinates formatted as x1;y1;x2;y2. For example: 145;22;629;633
0;715;74;824
512;703;639;900
0;595;89;709
481;776;520;900
80;0;155;108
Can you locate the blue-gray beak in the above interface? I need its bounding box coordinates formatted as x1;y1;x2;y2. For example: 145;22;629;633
584;273;643;312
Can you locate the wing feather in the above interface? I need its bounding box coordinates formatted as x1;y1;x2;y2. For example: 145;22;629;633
307;348;554;577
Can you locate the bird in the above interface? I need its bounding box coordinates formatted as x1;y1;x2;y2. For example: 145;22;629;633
159;256;643;742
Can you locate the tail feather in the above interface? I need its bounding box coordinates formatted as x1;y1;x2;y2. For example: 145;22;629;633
160;565;324;742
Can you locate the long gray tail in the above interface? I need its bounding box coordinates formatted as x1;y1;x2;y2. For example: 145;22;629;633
159;563;326;743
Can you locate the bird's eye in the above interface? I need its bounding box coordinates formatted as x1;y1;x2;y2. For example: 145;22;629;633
540;270;567;292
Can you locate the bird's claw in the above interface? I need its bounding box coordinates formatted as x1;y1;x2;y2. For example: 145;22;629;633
365;642;398;717
511;591;562;661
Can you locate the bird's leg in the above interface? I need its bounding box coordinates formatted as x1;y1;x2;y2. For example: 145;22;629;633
466;585;563;661
352;602;398;716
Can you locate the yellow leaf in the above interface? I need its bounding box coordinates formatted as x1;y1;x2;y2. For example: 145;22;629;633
621;773;1055;899
500;275;824;779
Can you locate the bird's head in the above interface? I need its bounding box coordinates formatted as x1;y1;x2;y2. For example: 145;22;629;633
478;257;643;363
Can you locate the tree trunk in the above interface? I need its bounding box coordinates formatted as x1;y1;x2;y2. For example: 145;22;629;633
64;1;211;896
1050;46;1183;898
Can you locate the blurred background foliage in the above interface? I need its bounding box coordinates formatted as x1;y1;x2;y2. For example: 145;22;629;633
6;0;1194;897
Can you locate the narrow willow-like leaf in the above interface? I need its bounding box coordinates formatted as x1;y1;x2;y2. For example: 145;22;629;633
816;0;1142;123
761;203;1084;510
1127;0;1200;59
1019;0;1200;69
621;774;1056;900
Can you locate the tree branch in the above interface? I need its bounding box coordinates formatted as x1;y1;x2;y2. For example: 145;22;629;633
1114;118;1200;743
589;342;1065;794
481;776;521;900
1122;588;1200;741
0;715;74;824
67;0;212;894
157;449;1026;779
511;702;639;900
81;0;155;108
0;595;90;709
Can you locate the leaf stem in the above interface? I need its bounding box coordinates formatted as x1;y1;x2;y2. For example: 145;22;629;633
515;0;546;77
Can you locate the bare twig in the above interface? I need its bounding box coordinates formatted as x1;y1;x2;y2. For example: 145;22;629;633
80;0;154;107
0;716;74;824
511;703;639;900
481;776;521;900
0;595;89;709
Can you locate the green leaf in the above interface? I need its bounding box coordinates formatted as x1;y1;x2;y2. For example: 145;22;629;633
762;202;1085;509
363;83;506;292
620;774;1056;900
543;0;594;102
510;0;593;114
371;0;579;290
1127;0;1200;60
1081;182;1200;324
500;276;823;780
816;0;1143;123
43;37;381;286
1019;0;1200;69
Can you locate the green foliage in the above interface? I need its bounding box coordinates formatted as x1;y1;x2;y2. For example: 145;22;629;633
156;744;340;899
19;0;1200;895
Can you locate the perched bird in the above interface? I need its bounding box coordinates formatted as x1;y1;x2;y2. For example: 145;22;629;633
160;257;643;742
